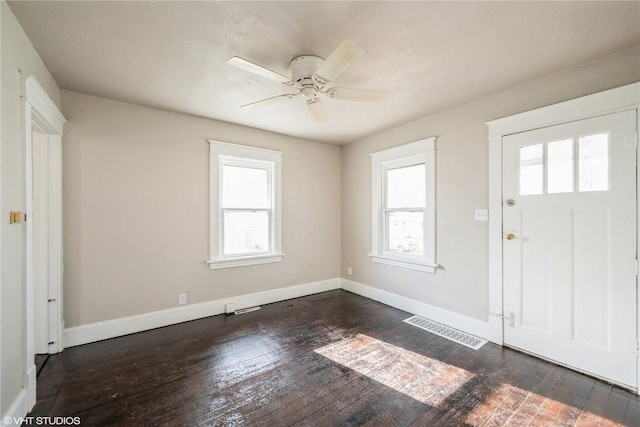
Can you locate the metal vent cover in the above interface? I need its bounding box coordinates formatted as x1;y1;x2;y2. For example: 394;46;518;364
404;315;487;350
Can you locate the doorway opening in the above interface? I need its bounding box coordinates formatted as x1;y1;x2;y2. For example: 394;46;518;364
21;74;66;409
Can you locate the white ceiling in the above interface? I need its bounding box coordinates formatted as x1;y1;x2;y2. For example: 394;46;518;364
8;1;640;144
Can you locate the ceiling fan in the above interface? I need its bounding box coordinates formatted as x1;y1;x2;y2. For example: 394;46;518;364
226;39;389;122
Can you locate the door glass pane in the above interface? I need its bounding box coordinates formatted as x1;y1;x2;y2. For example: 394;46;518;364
386;211;424;255
547;139;573;194
223;210;269;255
222;165;269;208
387;164;425;208
578;133;609;192
520;144;543;196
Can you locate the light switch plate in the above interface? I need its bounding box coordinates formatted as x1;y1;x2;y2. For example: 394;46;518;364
475;209;489;222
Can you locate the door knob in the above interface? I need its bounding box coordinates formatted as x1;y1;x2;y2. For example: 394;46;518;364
506;233;516;240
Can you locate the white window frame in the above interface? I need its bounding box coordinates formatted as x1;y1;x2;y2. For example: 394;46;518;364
369;137;437;273
207;140;283;269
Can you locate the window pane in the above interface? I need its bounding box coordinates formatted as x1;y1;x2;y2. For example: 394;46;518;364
223;210;269;255
519;144;543;196
387;164;425;208
579;133;608;192
386;211;424;255
547;139;573;194
222;165;269;208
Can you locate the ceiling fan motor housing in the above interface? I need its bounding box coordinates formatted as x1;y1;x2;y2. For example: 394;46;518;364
289;55;324;97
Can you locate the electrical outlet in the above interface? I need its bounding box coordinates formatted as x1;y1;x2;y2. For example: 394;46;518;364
474;209;489;222
178;293;187;306
347;267;352;276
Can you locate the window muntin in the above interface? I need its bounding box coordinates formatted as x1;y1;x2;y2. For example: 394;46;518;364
370;137;437;273
208;141;282;269
518;133;609;196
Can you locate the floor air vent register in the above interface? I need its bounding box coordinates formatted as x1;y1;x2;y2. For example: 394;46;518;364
404;315;488;350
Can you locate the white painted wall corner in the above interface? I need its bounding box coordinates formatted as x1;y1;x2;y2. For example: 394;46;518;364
340;278;490;340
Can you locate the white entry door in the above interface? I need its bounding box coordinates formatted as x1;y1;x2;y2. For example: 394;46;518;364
502;110;637;389
31;131;63;355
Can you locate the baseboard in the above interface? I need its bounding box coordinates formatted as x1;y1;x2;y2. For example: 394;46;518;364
1;389;28;427
63;277;489;348
24;364;36;410
341;278;490;339
63;278;341;348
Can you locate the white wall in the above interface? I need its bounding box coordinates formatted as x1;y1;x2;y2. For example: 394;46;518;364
61;90;341;328
340;46;640;323
0;0;60;417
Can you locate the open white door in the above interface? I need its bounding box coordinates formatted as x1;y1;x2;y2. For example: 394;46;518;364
32;131;63;355
502;110;637;389
21;74;66;409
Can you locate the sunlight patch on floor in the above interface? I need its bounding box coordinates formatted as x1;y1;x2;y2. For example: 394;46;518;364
464;383;623;426
314;333;474;406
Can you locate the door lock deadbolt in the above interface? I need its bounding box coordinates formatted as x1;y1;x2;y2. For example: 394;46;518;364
506;199;516;207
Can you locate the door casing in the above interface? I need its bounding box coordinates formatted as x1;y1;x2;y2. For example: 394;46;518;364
20;74;66;409
486;82;640;391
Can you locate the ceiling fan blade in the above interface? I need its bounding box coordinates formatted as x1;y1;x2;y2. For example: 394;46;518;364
313;39;366;85
327;87;389;102
306;99;327;122
241;93;297;109
226;56;291;84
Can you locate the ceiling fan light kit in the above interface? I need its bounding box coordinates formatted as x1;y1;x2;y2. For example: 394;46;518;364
226;39;390;122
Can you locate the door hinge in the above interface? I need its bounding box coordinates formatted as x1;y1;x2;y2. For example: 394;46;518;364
636;340;639;359
490;311;514;326
490;312;508;319
636;259;639;276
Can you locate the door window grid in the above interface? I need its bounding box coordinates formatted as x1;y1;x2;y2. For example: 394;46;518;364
518;133;609;196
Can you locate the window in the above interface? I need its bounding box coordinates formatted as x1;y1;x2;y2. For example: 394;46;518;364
518;133;609;196
370;137;437;273
208;141;282;269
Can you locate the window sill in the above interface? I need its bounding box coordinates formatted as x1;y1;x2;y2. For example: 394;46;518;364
369;254;438;274
207;253;285;270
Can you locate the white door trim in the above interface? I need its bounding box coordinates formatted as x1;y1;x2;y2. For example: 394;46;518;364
485;83;639;365
20;74;66;410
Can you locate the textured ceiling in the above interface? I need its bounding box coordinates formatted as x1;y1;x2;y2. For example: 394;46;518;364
8;1;640;144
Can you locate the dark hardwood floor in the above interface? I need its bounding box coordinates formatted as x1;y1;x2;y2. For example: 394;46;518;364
29;290;640;426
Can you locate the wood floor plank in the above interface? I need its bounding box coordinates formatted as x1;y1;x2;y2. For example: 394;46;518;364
29;290;639;426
